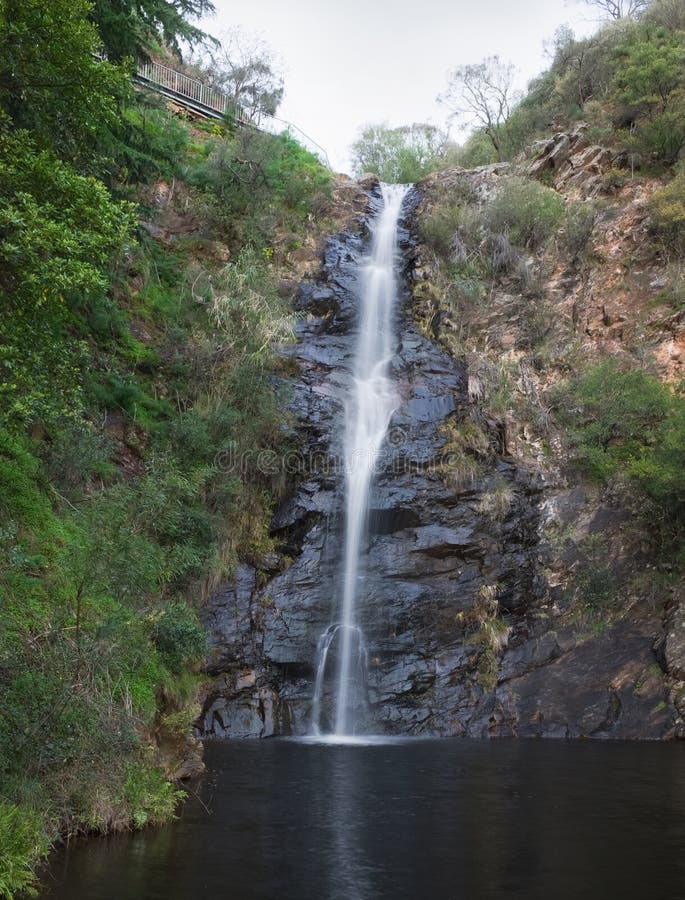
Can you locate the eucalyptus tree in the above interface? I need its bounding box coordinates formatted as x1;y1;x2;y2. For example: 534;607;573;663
574;0;648;18
438;56;520;161
199;28;284;122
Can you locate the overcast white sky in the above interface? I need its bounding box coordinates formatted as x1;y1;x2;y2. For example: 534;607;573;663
202;1;598;173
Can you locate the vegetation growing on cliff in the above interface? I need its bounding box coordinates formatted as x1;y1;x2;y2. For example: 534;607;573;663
410;0;685;649
0;0;331;892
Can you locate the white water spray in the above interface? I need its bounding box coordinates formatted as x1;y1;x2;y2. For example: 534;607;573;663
311;183;409;736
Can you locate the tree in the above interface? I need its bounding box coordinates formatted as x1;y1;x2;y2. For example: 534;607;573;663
350;122;450;183
612;25;685;162
199;28;284;122
573;0;648;19
643;0;685;30
438;57;520;161
91;0;216;62
0;0;129;160
0;125;136;427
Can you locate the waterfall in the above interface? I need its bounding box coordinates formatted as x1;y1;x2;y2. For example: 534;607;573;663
312;183;410;737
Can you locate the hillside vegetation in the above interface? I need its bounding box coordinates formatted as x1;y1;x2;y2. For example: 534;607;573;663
408;0;685;646
0;1;332;894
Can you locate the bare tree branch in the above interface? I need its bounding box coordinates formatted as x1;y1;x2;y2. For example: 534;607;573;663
438;56;520;160
569;0;648;20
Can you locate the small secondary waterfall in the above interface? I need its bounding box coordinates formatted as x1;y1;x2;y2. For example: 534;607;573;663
312;183;410;736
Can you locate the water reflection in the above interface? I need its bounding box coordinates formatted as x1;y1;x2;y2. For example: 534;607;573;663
42;739;685;900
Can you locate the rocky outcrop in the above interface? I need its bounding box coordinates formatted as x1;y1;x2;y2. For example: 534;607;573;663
198;177;682;742
528;124;628;197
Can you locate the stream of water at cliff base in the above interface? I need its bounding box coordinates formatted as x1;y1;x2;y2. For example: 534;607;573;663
312;183;409;738
42;739;685;900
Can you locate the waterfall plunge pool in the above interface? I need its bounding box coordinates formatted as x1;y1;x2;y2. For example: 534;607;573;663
42;738;685;899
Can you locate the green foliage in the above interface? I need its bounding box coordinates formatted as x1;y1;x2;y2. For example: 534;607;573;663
0;0;130;162
448;130;499;168
613;25;685;163
105;101;192;185
468;16;685;167
0;125;136;429
0;127;136;304
630;398;685;512
209;246;295;361
120;761;184;829
91;0;215;62
196;129;331;244
0;801;49;899
151;601;206;674
556;360;685;521
484;176;566;249
350;122;449;183
0;1;318;886
649;171;685;255
418;185;480;258
263;133;331;215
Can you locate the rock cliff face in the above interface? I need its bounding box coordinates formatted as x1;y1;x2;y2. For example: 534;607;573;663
199;172;683;741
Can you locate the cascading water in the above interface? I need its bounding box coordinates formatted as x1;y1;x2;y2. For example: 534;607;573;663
312;183;410;737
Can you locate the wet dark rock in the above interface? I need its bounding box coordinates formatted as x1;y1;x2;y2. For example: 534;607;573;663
493;618;673;739
662;603;685;681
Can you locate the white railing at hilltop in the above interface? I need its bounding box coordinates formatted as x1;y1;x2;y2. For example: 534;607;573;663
134;59;331;169
136;59;244;121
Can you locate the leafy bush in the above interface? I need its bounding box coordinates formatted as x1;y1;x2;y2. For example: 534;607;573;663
105;101;191;185
120;762;184;830
419;194;480;258
151;601;206;675
0;801;49;899
195;129;331;244
613;26;685;165
555;361;685;522
0;125;136;429
563;202;597;259
484;176;565;250
449;130;499;168
0;0;129;161
649;171;685;256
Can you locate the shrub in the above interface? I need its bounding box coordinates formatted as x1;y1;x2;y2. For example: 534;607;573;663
555;360;685;523
563;202;597;259
649;172;685;257
195;129;331;244
612;27;685;165
556;360;671;478
120;761;184;830
0;802;49;899
450;130;499;168
151;601;206;675
420;199;481;258
483;176;565;249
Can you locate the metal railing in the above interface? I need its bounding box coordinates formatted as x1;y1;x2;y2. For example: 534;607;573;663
133;59;331;169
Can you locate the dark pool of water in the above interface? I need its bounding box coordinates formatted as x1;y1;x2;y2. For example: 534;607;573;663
41;738;685;899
